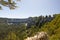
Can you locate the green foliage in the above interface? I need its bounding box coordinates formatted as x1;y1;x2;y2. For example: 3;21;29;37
40;14;60;40
0;0;20;9
0;14;60;40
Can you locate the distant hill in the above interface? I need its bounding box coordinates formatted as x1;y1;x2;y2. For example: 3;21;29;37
0;14;60;40
0;15;53;27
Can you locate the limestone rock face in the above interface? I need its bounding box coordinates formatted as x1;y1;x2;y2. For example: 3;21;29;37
25;32;48;40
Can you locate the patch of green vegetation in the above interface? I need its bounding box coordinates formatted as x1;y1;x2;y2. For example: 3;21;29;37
0;14;60;40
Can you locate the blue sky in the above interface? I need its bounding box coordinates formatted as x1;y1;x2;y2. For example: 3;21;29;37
0;0;60;18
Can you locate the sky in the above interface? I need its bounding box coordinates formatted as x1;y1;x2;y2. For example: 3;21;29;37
0;0;60;18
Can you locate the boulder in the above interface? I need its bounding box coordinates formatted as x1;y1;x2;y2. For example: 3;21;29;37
25;31;48;40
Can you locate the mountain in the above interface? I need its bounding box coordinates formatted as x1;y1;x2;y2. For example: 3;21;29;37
0;15;53;27
0;14;60;40
24;14;60;40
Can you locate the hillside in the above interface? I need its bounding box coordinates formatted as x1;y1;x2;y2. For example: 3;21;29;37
39;14;60;40
0;14;60;40
24;14;60;40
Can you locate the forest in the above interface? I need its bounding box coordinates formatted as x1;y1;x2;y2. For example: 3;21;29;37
0;14;60;40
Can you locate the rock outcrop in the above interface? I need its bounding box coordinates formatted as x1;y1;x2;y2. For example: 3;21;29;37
25;32;48;40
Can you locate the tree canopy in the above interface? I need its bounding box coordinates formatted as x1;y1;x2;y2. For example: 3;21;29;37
0;0;20;9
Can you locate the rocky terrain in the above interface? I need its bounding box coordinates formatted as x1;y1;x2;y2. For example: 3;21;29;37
25;32;48;40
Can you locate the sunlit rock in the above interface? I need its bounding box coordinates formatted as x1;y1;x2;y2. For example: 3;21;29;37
25;32;48;40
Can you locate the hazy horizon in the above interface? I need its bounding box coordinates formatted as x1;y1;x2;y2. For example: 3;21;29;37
0;0;60;18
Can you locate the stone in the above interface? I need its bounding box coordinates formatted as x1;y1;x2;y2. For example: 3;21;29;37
25;31;48;40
